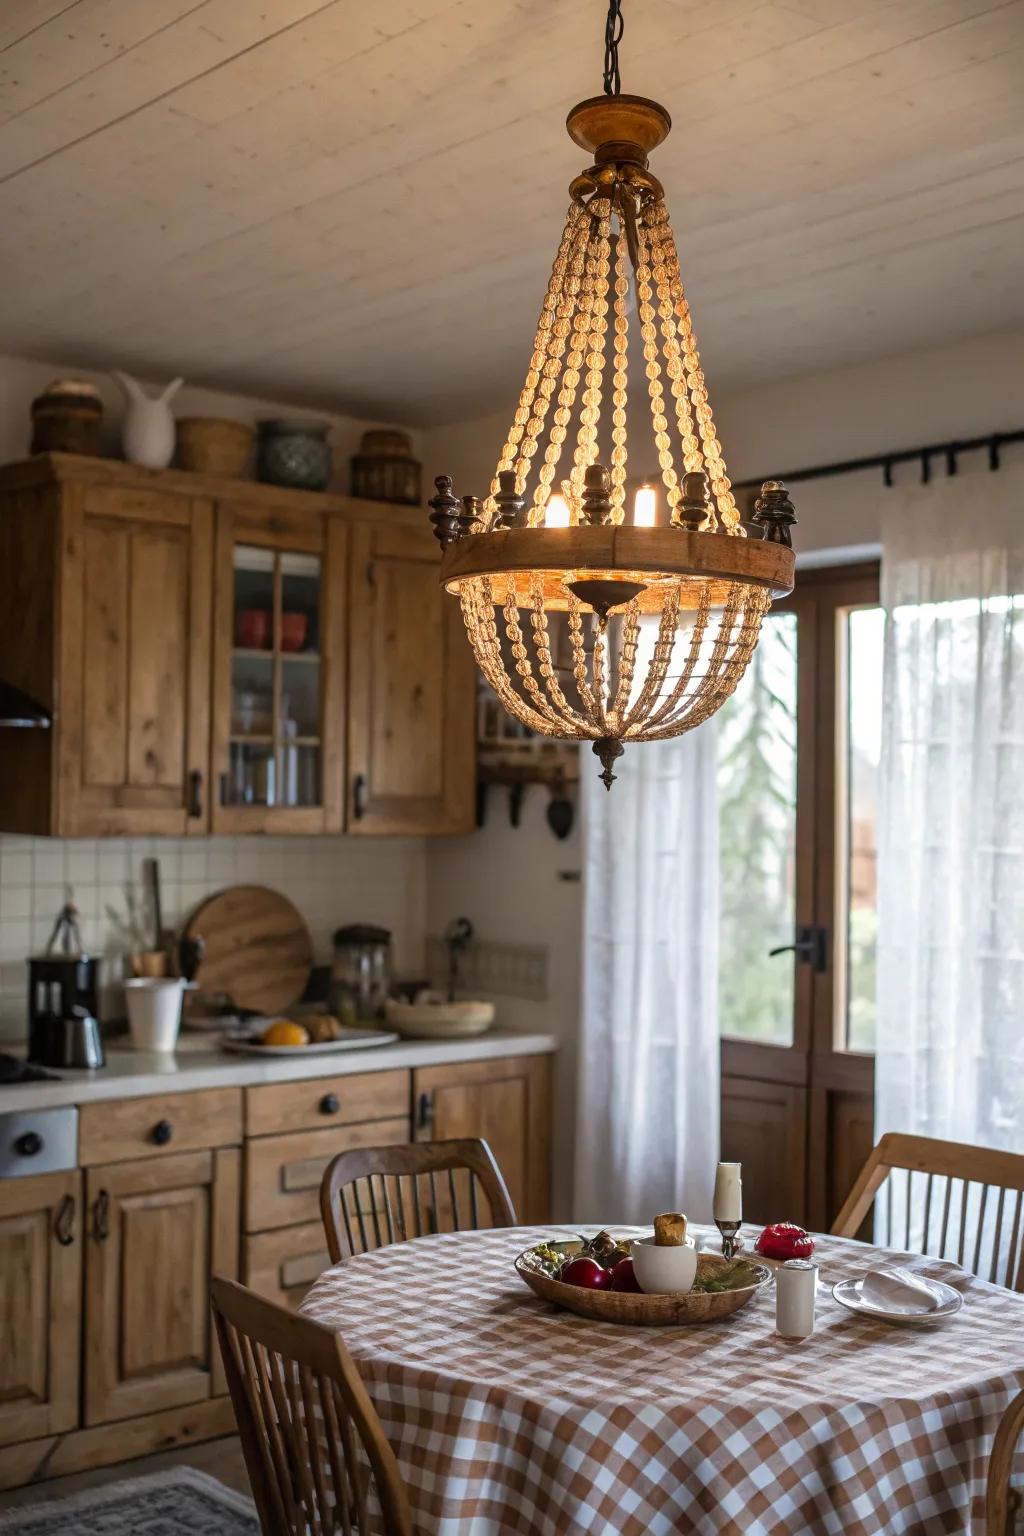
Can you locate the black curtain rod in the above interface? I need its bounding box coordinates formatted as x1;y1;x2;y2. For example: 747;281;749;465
733;428;1024;492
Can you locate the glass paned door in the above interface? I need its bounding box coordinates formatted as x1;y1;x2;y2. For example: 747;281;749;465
717;611;799;1045
225;545;323;811
717;563;882;1233
838;606;884;1052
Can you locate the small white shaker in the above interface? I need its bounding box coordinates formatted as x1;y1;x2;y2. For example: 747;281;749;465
776;1258;818;1339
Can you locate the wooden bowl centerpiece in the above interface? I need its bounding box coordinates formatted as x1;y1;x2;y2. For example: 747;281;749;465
515;1238;771;1326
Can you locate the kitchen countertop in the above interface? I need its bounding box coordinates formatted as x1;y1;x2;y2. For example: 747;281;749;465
0;1028;558;1113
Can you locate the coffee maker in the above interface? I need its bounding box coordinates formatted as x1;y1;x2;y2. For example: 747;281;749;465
27;901;104;1069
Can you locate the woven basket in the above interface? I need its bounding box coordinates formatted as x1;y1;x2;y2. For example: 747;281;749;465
177;417;253;478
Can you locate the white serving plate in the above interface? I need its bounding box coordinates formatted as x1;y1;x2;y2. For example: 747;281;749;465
219;1028;398;1057
832;1276;963;1325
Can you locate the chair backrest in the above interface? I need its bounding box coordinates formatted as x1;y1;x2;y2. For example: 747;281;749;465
832;1132;1024;1291
986;1388;1024;1536
319;1136;516;1264
211;1277;412;1536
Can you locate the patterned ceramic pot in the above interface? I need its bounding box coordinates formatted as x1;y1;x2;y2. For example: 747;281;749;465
257;419;332;491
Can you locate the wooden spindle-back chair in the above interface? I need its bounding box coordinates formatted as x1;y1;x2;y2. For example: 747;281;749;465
832;1133;1024;1291
986;1388;1024;1536
319;1136;516;1264
211;1277;412;1536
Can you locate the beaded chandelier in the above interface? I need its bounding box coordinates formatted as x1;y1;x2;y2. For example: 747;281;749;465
428;1;797;787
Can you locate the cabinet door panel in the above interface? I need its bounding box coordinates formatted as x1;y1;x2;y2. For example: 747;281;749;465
0;1171;81;1447
721;1075;807;1225
84;1148;239;1426
126;526;188;789
414;1055;551;1224
59;485;212;835
347;521;474;834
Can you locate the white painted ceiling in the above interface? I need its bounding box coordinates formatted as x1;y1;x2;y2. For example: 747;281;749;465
1;0;1022;426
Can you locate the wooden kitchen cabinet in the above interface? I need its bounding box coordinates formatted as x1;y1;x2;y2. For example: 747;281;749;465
0;1171;81;1448
83;1147;239;1426
0;466;212;836
0;455;475;837
413;1054;552;1222
347;520;475;835
210;499;347;833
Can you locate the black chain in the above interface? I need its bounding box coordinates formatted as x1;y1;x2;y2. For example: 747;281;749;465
603;0;623;95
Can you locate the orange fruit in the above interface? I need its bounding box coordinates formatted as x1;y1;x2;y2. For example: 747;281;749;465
262;1019;309;1047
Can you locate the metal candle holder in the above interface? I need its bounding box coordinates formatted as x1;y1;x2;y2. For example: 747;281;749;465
716;1219;742;1260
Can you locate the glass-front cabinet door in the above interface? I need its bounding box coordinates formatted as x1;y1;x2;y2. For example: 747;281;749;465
210;504;346;832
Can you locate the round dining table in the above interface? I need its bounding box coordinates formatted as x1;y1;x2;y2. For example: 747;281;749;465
300;1224;1024;1536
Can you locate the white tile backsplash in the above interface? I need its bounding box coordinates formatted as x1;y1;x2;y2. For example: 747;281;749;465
0;833;428;1042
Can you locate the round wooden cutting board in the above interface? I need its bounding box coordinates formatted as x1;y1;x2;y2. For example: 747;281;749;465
183;885;313;1015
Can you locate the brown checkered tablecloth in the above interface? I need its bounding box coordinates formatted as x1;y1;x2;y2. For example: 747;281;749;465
300;1225;1024;1535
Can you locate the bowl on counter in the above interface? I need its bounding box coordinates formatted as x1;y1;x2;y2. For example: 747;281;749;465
384;997;495;1040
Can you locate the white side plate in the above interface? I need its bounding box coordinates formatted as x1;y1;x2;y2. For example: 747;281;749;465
832;1276;963;1325
219;1029;398;1057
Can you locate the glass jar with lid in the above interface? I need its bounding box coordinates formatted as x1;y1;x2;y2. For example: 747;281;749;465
330;925;391;1023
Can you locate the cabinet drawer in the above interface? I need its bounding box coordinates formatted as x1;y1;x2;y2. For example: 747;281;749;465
79;1087;242;1165
245;1069;409;1137
245;1223;332;1309
245;1116;409;1231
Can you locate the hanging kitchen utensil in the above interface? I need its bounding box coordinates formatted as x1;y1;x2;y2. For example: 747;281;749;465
546;771;575;841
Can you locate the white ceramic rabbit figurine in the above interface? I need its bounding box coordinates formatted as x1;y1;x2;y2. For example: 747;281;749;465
112;370;183;469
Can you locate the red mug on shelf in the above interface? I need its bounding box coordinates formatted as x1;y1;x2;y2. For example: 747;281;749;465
280;612;308;652
236;608;270;649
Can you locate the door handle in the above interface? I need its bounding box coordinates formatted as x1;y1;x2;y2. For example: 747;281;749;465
416;1092;434;1134
352;774;367;821
769;924;827;973
187;769;203;819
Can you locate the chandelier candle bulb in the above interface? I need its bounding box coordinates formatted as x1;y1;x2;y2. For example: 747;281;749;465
428;0;797;784
544;493;572;529
776;1259;819;1340
633;484;657;527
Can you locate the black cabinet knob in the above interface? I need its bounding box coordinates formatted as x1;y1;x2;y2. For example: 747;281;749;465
14;1131;43;1157
152;1120;173;1146
319;1093;340;1116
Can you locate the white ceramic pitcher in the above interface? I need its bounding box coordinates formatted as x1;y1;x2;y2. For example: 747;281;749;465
112;369;183;469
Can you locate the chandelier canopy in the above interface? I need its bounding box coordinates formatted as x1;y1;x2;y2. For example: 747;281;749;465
428;6;796;787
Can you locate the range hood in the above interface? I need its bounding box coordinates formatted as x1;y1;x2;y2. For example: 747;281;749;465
0;682;51;728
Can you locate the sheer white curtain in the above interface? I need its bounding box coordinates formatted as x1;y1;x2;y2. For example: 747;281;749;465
877;470;1024;1167
574;722;719;1226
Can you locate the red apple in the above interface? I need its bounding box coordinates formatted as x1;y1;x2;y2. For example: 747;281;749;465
559;1256;613;1290
609;1257;641;1293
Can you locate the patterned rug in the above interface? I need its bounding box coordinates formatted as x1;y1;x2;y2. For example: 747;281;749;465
0;1467;258;1534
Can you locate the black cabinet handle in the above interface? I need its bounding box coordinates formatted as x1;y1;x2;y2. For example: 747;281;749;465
416;1092;434;1133
93;1189;110;1242
352;774;367;821
187;769;203;819
55;1193;75;1246
319;1093;340;1116
14;1131;43;1157
152;1119;173;1146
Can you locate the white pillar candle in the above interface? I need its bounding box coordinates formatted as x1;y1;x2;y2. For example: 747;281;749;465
776;1259;818;1339
713;1162;742;1223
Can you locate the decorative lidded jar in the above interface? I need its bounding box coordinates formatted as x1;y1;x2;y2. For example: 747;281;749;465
257;419;332;491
